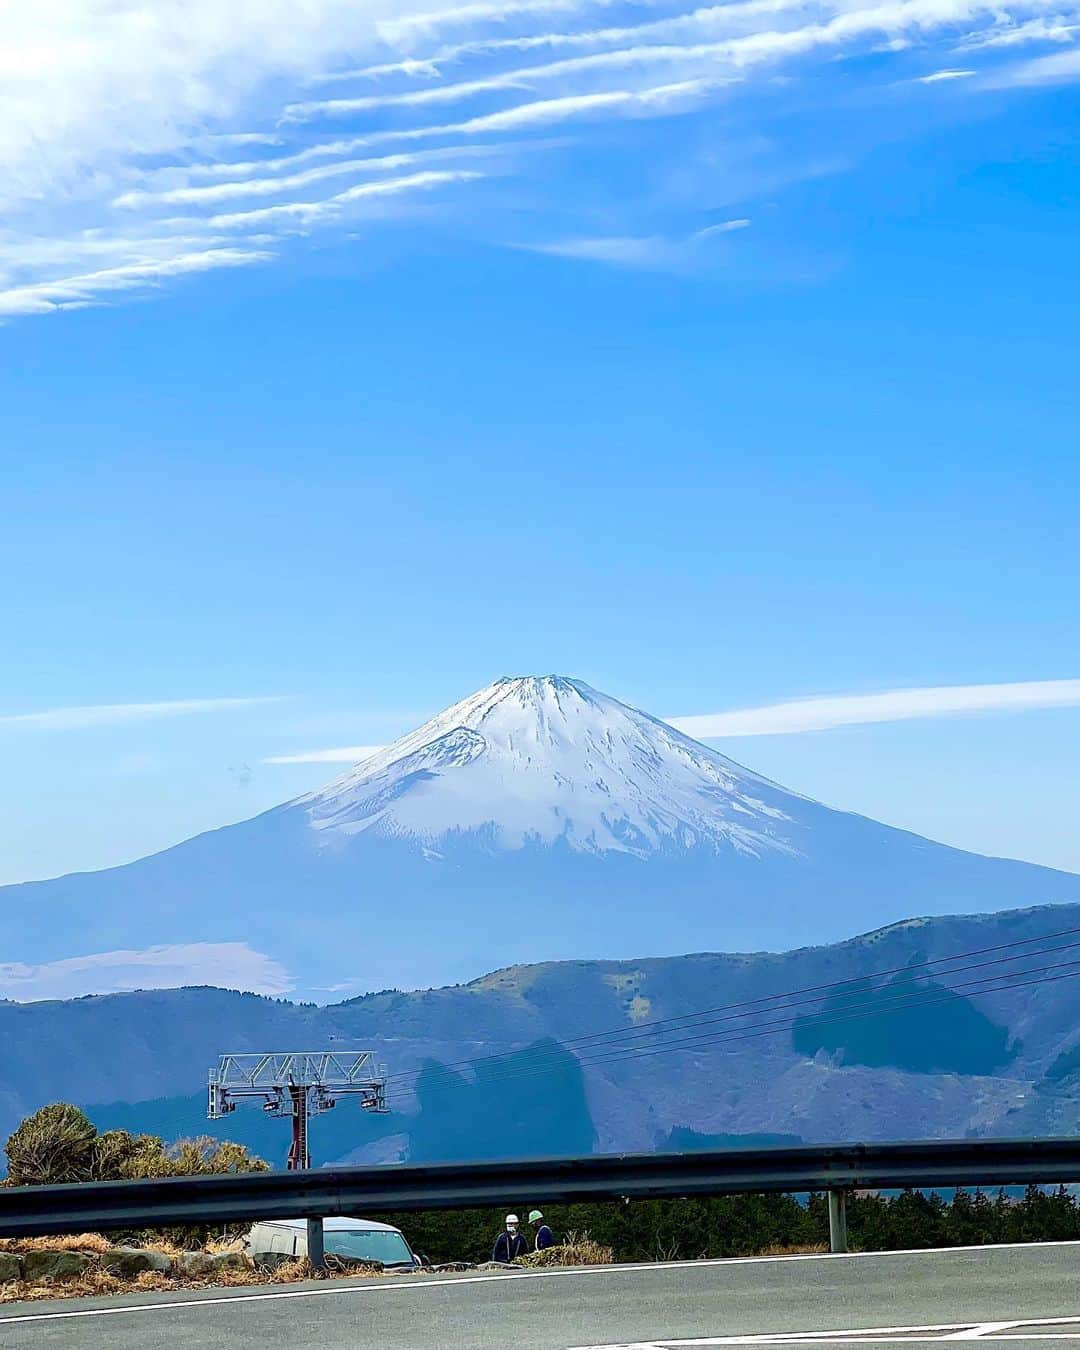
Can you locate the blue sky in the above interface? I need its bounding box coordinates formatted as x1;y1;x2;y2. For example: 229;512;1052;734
0;0;1078;886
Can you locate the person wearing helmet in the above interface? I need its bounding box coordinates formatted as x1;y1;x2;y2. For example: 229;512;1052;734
529;1209;555;1251
492;1214;528;1263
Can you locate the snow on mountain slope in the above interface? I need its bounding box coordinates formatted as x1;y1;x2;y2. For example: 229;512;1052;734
303;676;800;859
2;674;1080;1000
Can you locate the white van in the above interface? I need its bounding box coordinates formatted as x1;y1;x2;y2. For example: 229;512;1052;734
246;1217;422;1270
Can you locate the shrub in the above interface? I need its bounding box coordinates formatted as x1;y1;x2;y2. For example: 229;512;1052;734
5;1104;98;1186
519;1232;613;1267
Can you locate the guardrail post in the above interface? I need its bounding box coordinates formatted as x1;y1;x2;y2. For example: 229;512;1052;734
827;1189;848;1253
307;1216;326;1272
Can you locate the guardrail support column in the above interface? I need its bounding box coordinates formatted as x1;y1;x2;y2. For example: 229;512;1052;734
827;1189;848;1253
307;1216;326;1272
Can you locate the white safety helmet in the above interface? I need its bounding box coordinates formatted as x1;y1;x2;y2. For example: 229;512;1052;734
506;1214;520;1227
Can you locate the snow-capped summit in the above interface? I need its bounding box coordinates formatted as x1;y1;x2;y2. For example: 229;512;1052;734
2;674;1080;1000
304;675;797;859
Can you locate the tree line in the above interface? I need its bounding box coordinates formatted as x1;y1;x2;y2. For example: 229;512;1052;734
6;1103;1080;1262
373;1185;1080;1265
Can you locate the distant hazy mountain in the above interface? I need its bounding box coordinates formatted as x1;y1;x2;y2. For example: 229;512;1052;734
2;675;1079;1000
3;904;1080;1167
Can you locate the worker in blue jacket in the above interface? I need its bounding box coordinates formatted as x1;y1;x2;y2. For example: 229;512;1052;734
529;1209;555;1251
492;1214;529;1263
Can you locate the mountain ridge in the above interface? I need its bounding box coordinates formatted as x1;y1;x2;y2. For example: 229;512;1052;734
2;674;1079;1001
3;901;1080;1167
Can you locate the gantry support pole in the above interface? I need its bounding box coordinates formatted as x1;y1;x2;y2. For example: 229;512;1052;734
828;1189;848;1253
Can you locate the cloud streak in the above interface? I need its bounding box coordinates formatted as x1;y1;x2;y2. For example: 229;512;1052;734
957;15;1079;48
262;678;1080;763
916;65;977;79
1;696;284;733
318;0;833;85
4;0;1074;319
199;168;484;231
532;217;753;268
264;744;385;765
670;678;1080;737
0;247;272;318
115;143;500;208
286;0;1066;124
984;43;1080;82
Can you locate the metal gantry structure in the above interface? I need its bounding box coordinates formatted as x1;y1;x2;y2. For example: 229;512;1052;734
208;1051;389;1170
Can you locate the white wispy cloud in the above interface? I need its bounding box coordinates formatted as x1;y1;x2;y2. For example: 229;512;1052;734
538;234;672;263
3;0;1072;320
0;247;272;318
262;678;1080;764
115;143;499;209
284;42;750;119
0;695;284;732
377;0;640;42
319;0;832;84
669;678;1080;738
200;168;484;232
264;744;385;765
984;42;1080;80
0;943;293;1001
916;65;977;79
957;15;1079;48
257;84;712;160
286;0;1059;123
695;217;752;236
534;218;752;268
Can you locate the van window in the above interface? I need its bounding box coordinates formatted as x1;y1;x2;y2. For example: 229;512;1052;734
325;1230;413;1266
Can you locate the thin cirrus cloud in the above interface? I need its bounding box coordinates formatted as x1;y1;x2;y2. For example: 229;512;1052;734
983;44;1080;82
532;217;752;267
284;0;1072;125
0;695;285;733
282;42;760;119
197;168;484;231
319;0;824;83
265;745;386;765
0;248;272;319
916;66;977;81
154;87;705;191
262;678;1080;763
114;143;501;208
5;0;1079;319
957;16;1079;48
671;678;1080;738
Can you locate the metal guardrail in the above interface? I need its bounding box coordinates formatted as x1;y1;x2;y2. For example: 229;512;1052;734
2;1137;1080;1256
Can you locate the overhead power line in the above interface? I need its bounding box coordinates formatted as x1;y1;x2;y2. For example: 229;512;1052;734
381;947;1080;1107
376;923;1080;1096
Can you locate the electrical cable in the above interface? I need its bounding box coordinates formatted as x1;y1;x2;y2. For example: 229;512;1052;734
381;955;1080;1107
372;925;1080;1096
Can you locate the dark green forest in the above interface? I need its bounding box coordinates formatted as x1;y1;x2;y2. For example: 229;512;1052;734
792;969;1012;1074
373;1186;1080;1265
8;1104;1080;1264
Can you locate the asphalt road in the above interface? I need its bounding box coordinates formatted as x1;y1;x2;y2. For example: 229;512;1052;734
3;1241;1080;1350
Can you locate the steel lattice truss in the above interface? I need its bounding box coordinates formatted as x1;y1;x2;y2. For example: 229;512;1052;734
208;1050;389;1168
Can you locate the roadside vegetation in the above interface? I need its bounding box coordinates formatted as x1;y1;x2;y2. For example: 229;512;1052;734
354;1188;1080;1265
6;1104;1080;1303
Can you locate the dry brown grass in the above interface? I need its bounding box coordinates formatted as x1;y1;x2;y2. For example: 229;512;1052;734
754;1242;828;1257
0;1237;392;1305
519;1232;614;1268
0;1233;113;1254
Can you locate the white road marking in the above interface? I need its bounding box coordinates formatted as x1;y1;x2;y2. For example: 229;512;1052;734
573;1318;1080;1350
944;1327;1025;1340
2;1239;1080;1328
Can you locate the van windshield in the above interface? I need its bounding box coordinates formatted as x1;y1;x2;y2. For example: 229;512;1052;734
325;1229;413;1266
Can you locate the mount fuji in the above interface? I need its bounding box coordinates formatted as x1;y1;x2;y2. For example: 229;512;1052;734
3;675;1079;1001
